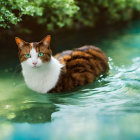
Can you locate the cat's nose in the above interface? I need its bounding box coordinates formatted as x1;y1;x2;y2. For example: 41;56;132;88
32;62;37;65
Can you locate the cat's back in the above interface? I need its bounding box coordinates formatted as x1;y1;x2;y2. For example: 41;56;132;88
55;45;108;74
51;45;108;92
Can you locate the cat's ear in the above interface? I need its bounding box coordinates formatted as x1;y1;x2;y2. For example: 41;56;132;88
15;37;26;48
41;35;51;46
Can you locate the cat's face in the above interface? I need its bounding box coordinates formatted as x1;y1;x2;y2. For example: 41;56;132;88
15;35;52;68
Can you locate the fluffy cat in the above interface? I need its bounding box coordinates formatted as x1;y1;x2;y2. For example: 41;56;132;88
15;35;108;93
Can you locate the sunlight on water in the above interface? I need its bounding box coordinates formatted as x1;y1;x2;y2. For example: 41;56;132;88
0;21;140;140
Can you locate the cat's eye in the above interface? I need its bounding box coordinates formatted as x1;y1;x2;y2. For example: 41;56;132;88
26;54;31;58
38;52;44;57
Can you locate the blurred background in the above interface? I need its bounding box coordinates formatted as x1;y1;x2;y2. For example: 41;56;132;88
1;0;140;65
1;0;140;48
1;0;140;140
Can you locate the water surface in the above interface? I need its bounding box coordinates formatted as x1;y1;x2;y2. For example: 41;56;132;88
0;21;140;140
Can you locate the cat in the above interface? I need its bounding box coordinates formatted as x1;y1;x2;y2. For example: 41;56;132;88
15;35;109;93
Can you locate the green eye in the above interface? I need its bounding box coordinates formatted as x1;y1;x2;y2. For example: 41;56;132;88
38;52;44;57
26;54;31;58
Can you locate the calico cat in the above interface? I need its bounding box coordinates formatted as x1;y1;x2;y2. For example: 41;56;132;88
15;35;108;93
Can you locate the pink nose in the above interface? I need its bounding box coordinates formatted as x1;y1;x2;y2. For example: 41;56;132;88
33;62;37;65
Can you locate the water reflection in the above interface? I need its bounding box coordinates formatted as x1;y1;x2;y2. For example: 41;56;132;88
0;92;58;123
10;103;57;123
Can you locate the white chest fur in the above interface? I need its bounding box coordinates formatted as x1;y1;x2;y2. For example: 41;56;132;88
21;57;63;93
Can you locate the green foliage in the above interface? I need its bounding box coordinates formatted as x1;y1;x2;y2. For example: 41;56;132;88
75;0;140;27
0;0;43;28
0;0;79;29
0;0;140;30
36;0;79;30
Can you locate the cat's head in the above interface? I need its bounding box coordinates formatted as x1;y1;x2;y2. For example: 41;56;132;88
15;35;52;68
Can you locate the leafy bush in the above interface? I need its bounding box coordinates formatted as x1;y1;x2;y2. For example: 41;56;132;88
36;0;79;30
0;0;140;30
0;0;79;29
75;0;140;27
0;0;43;28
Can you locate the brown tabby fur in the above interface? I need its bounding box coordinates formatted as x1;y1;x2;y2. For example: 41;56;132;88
50;45;108;93
16;36;109;93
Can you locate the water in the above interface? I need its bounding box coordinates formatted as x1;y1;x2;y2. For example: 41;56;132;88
0;20;140;140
